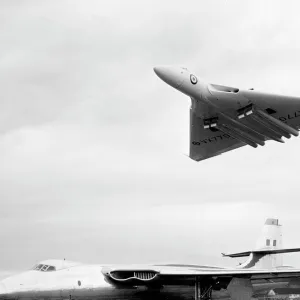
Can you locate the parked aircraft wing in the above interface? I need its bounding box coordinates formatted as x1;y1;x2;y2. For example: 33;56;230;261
102;265;300;287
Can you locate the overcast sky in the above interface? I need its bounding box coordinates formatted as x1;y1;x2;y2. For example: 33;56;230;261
1;0;300;277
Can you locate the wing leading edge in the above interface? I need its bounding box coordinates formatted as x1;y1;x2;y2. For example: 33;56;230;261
102;265;300;287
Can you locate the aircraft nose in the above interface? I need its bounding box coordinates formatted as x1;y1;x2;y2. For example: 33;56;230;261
153;65;185;89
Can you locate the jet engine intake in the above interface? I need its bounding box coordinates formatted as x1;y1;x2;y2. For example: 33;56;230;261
109;270;157;282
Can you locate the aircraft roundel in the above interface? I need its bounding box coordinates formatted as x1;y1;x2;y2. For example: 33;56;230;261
190;74;198;85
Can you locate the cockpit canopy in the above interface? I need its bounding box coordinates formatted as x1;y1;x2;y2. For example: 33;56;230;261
32;259;81;272
32;264;56;272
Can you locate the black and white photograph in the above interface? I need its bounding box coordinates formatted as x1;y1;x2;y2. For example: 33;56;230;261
1;1;300;300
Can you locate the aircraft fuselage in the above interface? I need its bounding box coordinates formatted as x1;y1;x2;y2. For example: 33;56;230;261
0;263;289;300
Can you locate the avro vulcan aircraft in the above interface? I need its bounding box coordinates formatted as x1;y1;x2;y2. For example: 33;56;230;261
154;66;300;161
0;219;300;300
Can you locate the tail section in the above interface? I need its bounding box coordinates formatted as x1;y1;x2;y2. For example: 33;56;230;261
255;218;282;251
254;218;283;268
222;218;300;269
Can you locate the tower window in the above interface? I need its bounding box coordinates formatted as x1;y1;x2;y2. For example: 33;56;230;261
273;240;277;246
266;239;270;246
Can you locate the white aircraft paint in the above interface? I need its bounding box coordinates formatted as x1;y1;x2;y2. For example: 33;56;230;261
0;219;300;300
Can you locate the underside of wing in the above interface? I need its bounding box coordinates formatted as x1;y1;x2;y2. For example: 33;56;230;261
190;109;244;161
190;88;300;161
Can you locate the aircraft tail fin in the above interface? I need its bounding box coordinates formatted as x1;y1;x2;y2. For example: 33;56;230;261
223;218;300;269
255;218;282;251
